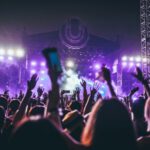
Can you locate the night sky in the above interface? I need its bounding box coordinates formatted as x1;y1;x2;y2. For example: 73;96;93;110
0;0;140;54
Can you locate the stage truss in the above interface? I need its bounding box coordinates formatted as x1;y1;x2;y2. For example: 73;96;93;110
140;0;150;78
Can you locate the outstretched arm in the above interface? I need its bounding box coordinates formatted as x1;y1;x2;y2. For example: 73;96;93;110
102;66;117;98
83;86;97;115
80;79;88;108
13;74;38;125
132;67;150;97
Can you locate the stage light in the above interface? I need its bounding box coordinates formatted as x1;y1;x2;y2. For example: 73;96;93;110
30;69;36;74
135;56;141;62
129;62;134;67
89;73;92;76
122;62;127;67
40;61;46;67
16;49;25;57
0;56;4;61
143;58;147;62
31;61;37;66
94;64;100;70
0;48;5;55
66;60;74;68
136;63;141;67
8;56;13;61
39;84;44;87
7;49;14;56
41;70;45;74
129;57;134;61
89;65;93;69
41;78;45;81
122;56;128;61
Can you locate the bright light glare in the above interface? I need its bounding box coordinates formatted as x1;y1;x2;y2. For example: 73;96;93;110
129;57;134;61
31;61;37;66
136;63;141;67
129;62;134;67
135;56;141;62
122;62;127;67
143;58;147;62
66;60;74;68
94;64;100;70
40;62;46;66
0;56;4;61
7;49;14;56
122;56;127;61
16;49;25;57
8;56;13;61
0;49;5;55
41;70;45;74
30;69;36;74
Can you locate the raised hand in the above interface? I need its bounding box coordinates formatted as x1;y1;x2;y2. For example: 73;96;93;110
132;67;150;97
90;82;100;96
102;66;111;83
80;79;86;88
37;86;44;97
101;65;117;98
27;74;38;91
76;87;80;95
132;67;145;83
129;87;139;97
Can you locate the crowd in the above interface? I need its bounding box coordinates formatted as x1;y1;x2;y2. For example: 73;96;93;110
0;49;150;150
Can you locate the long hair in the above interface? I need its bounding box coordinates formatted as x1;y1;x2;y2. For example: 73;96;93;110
82;99;137;150
9;118;69;150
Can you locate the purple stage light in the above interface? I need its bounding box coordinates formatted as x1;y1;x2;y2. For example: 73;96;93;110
30;69;36;74
94;64;100;70
7;49;14;56
41;78;45;81
122;56;128;61
8;56;13;61
142;58;147;62
0;49;5;56
39;84;44;87
88;73;92;76
129;57;134;62
136;63;141;67
0;56;4;61
129;62;134;67
31;61;37;66
40;61;46;67
122;62;127;67
41;70;45;74
135;56;141;62
89;65;93;69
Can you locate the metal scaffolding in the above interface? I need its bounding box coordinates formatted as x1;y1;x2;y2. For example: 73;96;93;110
140;0;150;78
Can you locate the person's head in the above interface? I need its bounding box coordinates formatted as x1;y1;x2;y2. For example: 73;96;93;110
9;118;69;150
8;100;20;115
81;99;137;150
132;96;146;120
0;96;8;110
144;98;150;131
69;101;82;112
29;106;45;117
63;110;84;141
